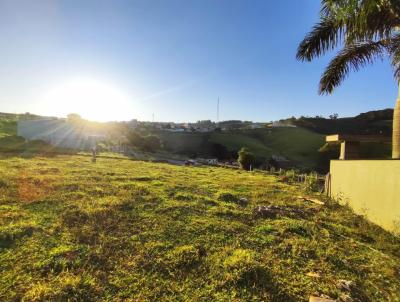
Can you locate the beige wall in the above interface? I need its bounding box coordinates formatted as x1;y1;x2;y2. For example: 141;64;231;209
330;160;400;231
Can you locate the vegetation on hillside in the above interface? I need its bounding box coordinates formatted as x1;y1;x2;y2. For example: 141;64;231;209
0;155;399;301
127;131;162;152
281;109;394;136
158;127;325;171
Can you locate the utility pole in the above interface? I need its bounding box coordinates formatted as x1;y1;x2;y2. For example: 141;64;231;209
152;113;154;123
217;97;220;124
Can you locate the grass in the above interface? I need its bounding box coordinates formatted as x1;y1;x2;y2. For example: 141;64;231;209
0;120;17;138
0;154;399;301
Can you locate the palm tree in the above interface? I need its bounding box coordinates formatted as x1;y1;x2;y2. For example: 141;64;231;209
296;0;400;158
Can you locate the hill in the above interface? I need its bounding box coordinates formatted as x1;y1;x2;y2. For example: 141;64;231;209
0;114;327;170
158;127;325;170
290;109;394;135
0;154;399;301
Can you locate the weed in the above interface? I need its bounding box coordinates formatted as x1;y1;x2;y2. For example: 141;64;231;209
0;155;398;301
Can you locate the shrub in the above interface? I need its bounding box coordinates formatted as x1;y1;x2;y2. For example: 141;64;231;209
237;147;255;170
303;172;320;192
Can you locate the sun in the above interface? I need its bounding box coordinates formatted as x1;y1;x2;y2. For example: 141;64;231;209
37;77;133;122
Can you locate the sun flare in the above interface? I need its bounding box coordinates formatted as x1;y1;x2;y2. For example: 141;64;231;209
37;77;133;122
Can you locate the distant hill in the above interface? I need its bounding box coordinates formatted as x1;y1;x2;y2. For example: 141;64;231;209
288;108;393;135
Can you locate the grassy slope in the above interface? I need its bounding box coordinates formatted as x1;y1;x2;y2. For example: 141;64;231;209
1;155;399;301
211;128;325;169
159;128;325;169
0;120;17;138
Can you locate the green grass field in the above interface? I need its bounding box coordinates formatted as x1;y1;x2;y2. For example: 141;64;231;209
1;154;399;301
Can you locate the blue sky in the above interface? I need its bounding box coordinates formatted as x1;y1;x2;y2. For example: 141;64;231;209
0;0;398;122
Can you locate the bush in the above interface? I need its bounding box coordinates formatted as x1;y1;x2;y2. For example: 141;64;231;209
142;135;162;152
237;147;255;170
303;172;320;192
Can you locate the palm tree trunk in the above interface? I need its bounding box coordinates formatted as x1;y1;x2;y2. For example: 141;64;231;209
393;88;400;159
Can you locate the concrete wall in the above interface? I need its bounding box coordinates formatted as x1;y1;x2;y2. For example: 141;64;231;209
17;119;105;150
330;160;400;231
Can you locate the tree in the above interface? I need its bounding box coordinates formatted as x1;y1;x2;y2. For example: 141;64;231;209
142;135;162;152
127;130;143;148
297;0;400;158
211;143;230;159
237;147;255;171
127;130;162;152
329;113;339;120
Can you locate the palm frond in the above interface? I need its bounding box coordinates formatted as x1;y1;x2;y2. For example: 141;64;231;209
388;34;400;78
349;3;398;41
319;41;387;94
320;0;359;18
299;0;400;93
296;18;343;61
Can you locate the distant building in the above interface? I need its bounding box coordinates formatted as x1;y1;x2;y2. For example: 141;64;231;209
128;119;138;129
17;118;106;150
196;158;218;165
166;128;185;132
250;123;265;129
269;121;297;128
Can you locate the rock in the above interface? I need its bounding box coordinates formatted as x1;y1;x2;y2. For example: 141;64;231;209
237;197;248;207
253;205;317;219
337;279;355;292
339;293;354;302
253;205;282;218
336;279;365;302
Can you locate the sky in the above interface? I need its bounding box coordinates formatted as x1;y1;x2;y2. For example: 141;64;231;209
0;0;398;122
